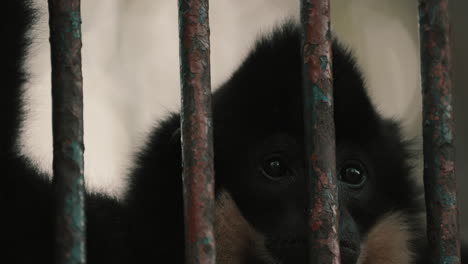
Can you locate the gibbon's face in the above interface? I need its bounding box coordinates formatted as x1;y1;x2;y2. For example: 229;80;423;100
210;24;417;264
215;134;412;264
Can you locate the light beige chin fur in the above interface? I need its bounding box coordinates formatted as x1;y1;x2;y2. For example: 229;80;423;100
215;194;418;264
214;191;276;264
357;212;414;264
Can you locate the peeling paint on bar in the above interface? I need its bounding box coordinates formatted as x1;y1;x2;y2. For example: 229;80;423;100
48;1;86;264
178;0;216;264
300;0;340;263
418;0;461;263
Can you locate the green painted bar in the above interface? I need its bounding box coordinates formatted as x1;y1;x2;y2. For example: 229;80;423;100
47;1;86;264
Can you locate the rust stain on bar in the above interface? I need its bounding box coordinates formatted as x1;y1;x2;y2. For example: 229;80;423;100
48;1;86;264
300;0;340;263
418;0;461;263
178;0;216;263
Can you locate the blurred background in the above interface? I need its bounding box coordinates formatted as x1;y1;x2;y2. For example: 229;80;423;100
22;0;466;239
452;0;468;242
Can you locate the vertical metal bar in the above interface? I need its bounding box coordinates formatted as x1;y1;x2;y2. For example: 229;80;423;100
418;0;461;263
48;1;86;264
178;1;216;264
300;0;340;263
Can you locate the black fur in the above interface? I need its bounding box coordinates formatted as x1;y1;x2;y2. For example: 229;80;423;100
3;1;466;263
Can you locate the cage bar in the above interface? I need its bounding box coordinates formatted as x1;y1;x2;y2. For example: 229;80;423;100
300;0;340;263
178;0;216;263
418;0;461;263
48;0;86;264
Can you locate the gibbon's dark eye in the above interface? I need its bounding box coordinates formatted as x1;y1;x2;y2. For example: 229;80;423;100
339;161;367;187
260;156;291;180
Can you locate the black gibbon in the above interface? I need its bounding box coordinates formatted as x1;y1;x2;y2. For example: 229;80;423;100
2;1;466;263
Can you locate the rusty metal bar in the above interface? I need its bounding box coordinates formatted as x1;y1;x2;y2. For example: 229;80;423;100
300;0;340;263
178;0;216;263
418;0;461;263
48;1;86;264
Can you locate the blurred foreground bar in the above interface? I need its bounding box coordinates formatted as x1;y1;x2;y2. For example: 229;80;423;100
48;0;86;264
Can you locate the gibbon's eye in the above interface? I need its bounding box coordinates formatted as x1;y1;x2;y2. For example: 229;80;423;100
339;161;367;187
260;155;292;181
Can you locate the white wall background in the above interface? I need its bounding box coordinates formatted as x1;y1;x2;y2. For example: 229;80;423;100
22;0;466;239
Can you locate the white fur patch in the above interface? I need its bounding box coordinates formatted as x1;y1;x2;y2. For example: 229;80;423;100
215;191;276;264
357;212;414;264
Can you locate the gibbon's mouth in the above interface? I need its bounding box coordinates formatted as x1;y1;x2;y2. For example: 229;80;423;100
265;236;307;249
340;240;359;253
266;236;360;264
266;236;359;251
266;236;358;251
338;241;361;264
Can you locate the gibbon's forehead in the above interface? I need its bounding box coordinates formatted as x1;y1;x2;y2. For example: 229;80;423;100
211;24;378;142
